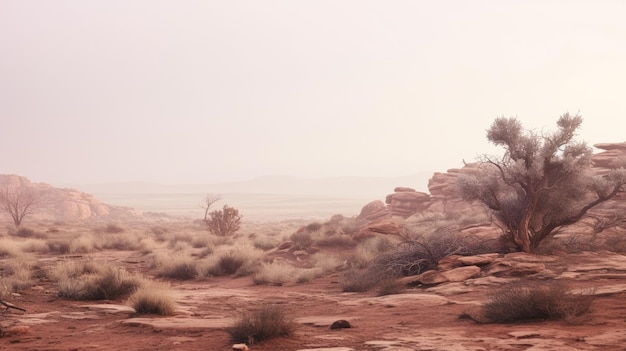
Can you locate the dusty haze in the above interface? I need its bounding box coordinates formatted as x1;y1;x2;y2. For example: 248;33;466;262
2;1;626;187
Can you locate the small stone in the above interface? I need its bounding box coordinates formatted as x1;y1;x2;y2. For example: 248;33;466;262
330;320;351;330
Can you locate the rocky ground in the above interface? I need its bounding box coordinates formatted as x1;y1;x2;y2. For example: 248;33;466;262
2;245;626;351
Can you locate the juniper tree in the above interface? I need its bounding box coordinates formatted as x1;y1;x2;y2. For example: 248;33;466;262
458;113;625;253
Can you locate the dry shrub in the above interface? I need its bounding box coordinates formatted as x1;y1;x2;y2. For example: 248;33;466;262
138;237;160;254
290;230;313;249
340;268;385;292
16;227;47;239
154;254;198;280
206;205;242;236
602;232;626;253
19;239;48;253
483;280;595;323
3;255;36;291
349;236;397;269
55;264;141;300
252;237;277;251
315;234;356;248
0;238;21;257
305;222;323;232
216;254;245;275
228;304;295;344
0;280;10;299
382;228;490;277
294;268;322;283
376;278;406;296
69;235;97;253
201;243;263;277
253;262;295;286
100;233;140;251
47;239;72;254
128;283;176;315
103;223;125;233
83;266;141;300
311;252;345;273
311;252;346;273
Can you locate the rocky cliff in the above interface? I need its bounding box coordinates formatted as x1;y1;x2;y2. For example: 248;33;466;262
0;174;143;222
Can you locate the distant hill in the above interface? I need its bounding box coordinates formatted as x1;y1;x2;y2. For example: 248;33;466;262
62;173;433;199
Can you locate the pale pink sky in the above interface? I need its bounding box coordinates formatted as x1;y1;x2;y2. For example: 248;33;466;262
1;0;625;185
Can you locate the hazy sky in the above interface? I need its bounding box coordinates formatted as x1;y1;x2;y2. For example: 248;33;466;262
2;1;625;185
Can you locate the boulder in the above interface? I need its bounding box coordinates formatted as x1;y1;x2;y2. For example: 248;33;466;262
356;200;388;221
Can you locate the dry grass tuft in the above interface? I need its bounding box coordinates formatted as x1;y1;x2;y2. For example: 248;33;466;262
154;253;199;280
483;280;595;323
54;263;142;300
252;262;295;286
128;283;177;315
227;304;295;344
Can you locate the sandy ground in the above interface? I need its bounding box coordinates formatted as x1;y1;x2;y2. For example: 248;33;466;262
2;246;626;351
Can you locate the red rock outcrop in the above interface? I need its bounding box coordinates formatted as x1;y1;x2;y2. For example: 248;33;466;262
0;174;142;222
385;187;431;218
355;141;626;236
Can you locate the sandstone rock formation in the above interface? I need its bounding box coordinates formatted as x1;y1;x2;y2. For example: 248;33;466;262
356;141;626;238
0;174;142;222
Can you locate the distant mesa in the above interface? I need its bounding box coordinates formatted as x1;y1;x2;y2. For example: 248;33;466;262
0;174;143;222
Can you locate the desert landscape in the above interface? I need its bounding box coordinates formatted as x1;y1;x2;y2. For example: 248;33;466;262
1;142;625;351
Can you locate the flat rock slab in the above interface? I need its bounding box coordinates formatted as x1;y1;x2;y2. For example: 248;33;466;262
295;316;359;327
81;304;136;314
570;283;626;296
584;330;626;346
123;317;235;330
296;348;355;351
17;312;60;325
339;293;448;307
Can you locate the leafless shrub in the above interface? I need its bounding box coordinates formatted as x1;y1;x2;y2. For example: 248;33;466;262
483;280;594;323
385;227;490;276
227;304;295;344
